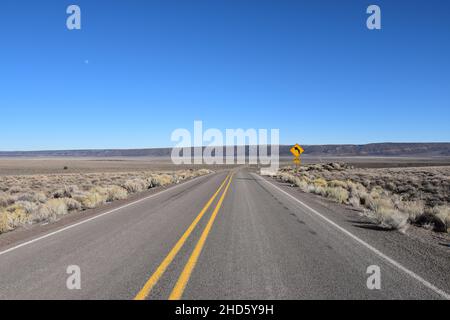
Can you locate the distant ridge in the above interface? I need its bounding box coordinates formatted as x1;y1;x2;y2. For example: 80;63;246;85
0;143;449;157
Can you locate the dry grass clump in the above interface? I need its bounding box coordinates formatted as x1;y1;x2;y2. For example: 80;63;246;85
105;185;128;201
151;174;175;187
123;179;148;193
4;204;30;229
78;190;107;209
425;206;450;233
325;187;349;204
277;163;450;233
313;178;328;188
0;169;212;234
395;200;425;223
374;208;409;231
35;199;68;222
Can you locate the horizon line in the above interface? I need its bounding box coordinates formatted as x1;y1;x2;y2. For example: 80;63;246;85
0;142;449;153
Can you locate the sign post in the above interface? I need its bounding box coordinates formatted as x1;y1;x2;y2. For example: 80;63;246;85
290;144;304;167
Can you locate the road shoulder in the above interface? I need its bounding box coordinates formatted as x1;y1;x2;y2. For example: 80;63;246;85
0;172;217;253
256;172;450;296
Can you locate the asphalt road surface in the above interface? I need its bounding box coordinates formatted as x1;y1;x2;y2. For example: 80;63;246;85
0;169;449;300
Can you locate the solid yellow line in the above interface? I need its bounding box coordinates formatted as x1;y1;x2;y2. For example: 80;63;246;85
168;174;234;300
134;173;231;300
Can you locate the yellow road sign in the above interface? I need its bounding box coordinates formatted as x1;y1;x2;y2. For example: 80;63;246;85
293;158;301;165
290;144;304;158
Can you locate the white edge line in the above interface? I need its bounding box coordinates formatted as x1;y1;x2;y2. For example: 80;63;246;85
255;173;450;300
0;172;215;257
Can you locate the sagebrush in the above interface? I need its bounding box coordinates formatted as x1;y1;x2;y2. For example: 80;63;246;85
0;169;212;234
276;163;450;233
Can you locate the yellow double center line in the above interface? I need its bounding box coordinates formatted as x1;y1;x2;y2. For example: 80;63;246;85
169;173;233;300
134;172;233;300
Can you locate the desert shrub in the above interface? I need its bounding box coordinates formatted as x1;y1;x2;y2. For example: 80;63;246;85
306;184;316;193
90;186;108;196
361;179;371;188
385;181;396;191
197;169;212;176
15;201;39;214
396;200;425;223
33;206;51;222
358;192;373;208
368;197;394;213
65;185;80;195
312;186;326;196
52;189;68;199
37;199;69;221
358;194;409;231
34;192;48;203
80;190;107;209
349;196;361;207
346;181;369;207
71;190;89;202
294;177;309;192
328;180;348;189
428;206;450;232
0;169;212;233
369;186;386;199
286;174;296;184
6;204;31;228
347;181;367;195
123;179;148;193
63;198;82;211
374;208;409;231
325;187;349;204
15;193;34;202
281;173;296;184
16;191;47;203
301;175;313;184
276;164;450;233
151;174;174;187
278;173;291;184
105;185;128;201
52;185;80;199
50;199;67;215
0;192;15;207
313;178;327;188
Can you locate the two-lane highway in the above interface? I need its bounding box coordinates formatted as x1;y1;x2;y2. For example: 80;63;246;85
0;169;448;299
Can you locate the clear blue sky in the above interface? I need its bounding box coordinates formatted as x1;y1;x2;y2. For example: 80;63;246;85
1;0;449;150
